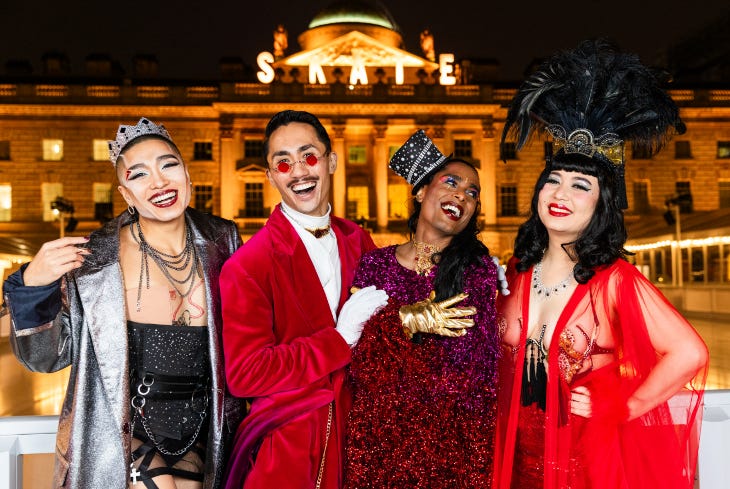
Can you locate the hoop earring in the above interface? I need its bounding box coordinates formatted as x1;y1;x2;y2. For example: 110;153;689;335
127;205;136;215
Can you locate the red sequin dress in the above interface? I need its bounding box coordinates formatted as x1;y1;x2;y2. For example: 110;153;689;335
345;246;500;488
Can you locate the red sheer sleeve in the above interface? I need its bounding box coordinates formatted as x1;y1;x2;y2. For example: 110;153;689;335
495;259;707;489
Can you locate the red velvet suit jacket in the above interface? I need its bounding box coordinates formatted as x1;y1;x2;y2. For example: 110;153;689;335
220;205;376;488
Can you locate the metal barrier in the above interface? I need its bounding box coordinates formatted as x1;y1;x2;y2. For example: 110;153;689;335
1;390;729;488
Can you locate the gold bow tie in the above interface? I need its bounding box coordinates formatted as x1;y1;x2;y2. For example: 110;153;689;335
306;226;330;239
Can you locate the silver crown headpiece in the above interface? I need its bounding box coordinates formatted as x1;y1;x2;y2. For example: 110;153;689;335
108;117;174;166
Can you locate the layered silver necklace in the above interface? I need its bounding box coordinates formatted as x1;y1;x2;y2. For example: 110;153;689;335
130;219;201;313
532;261;574;299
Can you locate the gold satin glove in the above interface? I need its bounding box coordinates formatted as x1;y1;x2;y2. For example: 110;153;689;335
399;291;476;339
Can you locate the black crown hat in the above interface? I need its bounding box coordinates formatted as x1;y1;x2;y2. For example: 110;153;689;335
389;129;449;193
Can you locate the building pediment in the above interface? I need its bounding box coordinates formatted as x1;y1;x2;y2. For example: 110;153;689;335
277;30;437;69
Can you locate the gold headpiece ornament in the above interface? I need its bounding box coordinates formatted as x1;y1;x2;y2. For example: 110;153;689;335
546;125;624;166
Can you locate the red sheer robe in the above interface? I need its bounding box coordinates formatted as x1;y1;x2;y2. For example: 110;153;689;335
495;258;707;489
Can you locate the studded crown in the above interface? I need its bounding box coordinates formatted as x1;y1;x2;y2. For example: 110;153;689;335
108;117;174;166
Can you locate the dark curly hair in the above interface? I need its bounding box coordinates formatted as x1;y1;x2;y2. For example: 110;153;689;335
514;152;630;283
408;158;490;299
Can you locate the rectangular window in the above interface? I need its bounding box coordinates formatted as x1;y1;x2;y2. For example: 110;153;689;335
348;145;367;165
500;142;517;160
453;139;472;159
388;183;409;219
499;185;518;217
194;184;214;213
93;182;113;222
675;141;692;159
718;141;730;159
388;145;400;161
0;184;11;221
244;183;264;217
244;139;263;159
347;186;369;220
632;180;650;213
719;181;730;209
93;139;109;161
0;140;10;160
193;141;213;161
43;139;64;161
42;182;63;221
675;181;693;213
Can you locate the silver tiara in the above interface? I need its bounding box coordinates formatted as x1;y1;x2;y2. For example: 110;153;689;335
108;117;173;166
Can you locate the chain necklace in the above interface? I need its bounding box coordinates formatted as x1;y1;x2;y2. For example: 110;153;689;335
532;261;574;299
130;220;201;313
413;240;441;276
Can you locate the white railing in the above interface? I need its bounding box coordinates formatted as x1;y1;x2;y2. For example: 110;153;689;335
1;390;729;488
0;416;57;489
698;389;730;488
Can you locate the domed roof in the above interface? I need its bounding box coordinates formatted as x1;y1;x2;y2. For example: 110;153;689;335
308;1;400;32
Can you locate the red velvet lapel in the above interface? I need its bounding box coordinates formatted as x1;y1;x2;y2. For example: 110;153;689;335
267;205;335;329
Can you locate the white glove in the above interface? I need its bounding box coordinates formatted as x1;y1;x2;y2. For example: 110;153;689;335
336;285;389;346
491;256;510;296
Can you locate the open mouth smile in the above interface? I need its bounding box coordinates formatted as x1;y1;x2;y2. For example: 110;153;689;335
548;203;572;217
149;190;178;207
290;180;317;195
441;202;463;220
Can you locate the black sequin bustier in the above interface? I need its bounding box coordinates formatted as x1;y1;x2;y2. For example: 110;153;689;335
128;321;210;443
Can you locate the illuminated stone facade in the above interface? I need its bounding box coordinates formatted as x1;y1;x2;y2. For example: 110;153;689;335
0;3;728;289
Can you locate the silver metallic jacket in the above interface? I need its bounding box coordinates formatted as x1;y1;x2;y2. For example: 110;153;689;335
3;208;246;489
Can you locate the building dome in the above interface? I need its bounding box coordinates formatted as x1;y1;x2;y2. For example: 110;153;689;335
308;1;400;32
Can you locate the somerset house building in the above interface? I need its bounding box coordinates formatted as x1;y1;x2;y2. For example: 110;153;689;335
0;1;729;316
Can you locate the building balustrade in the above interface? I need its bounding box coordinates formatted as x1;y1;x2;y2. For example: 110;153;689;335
0;79;723;107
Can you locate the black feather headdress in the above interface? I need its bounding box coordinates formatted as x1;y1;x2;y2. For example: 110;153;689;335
501;39;685;208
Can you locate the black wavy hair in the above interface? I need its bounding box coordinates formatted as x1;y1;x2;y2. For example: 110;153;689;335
513;152;630;283
408;158;490;299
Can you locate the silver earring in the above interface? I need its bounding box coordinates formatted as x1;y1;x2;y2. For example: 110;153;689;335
127;205;136;215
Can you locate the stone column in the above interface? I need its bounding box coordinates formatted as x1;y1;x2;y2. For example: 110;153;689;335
372;121;389;232
479;115;498;226
218;114;237;219
331;122;347;218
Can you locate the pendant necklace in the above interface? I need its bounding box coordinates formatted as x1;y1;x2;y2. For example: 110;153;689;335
532;261;574;299
413;240;441;276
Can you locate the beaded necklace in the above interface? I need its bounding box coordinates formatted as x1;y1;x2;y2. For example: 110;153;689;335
531;261;574;299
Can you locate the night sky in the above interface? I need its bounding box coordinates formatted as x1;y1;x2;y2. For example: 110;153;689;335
1;0;728;82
